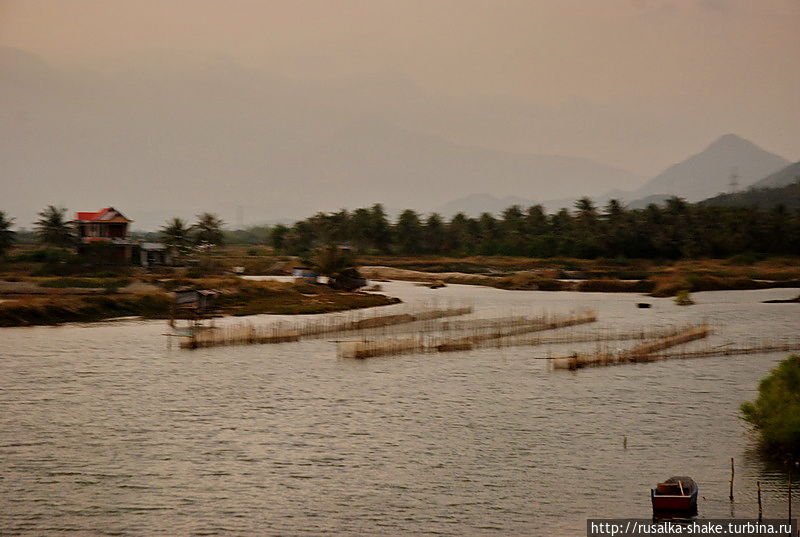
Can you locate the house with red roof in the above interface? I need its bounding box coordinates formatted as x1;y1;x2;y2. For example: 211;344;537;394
74;207;134;263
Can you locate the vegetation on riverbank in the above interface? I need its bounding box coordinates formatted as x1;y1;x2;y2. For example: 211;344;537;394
359;256;800;296
741;355;800;460
0;278;398;327
268;199;800;259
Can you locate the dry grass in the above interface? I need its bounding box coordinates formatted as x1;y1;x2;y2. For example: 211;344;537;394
0;279;399;326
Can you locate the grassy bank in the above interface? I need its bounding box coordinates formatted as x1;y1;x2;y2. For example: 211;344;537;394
0;279;399;327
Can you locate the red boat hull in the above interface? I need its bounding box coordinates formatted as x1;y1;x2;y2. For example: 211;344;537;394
652;496;694;510
651;488;698;512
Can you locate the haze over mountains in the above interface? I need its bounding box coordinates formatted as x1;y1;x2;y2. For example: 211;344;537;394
439;133;790;215
1;47;640;229
0;47;794;229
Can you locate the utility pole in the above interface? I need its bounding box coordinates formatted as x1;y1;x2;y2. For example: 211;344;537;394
729;167;739;194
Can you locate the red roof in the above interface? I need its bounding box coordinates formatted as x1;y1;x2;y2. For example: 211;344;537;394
74;207;132;223
76;208;110;221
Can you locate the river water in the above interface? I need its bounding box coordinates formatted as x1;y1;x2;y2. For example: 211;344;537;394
1;282;799;536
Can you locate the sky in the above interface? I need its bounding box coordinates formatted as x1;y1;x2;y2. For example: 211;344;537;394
1;0;799;228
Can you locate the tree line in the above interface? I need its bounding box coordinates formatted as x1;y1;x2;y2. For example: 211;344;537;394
0;206;228;258
268;198;800;259
3;197;799;260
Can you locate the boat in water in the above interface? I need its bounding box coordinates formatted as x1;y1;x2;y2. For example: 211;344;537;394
651;476;698;513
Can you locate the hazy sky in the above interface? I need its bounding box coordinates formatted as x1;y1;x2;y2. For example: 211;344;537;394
1;0;799;227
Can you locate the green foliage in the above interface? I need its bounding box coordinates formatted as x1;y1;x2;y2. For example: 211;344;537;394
0;211;15;257
674;290;695;305
225;226;271;246
11;248;75;264
193;212;225;247
248;196;800;260
741;355;800;459
35;206;75;248
703;179;800;211
160;217;193;257
308;244;356;278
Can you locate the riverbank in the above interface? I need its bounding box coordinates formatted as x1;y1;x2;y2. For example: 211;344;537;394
359;256;800;297
0;278;399;327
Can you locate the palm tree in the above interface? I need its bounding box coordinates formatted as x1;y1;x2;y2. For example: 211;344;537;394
395;209;423;254
423;213;446;254
193;213;225;247
160;217;192;258
368;204;392;254
35;205;74;248
0;211;15;257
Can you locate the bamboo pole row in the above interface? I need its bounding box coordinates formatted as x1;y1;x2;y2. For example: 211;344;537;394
473;325;691;350
628;341;800;362
337;310;597;359
179;304;473;349
434;310;598;352
551;325;712;369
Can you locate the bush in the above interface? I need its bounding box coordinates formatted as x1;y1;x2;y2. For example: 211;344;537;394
10;248;75;264
674;290;695;305
741;355;800;459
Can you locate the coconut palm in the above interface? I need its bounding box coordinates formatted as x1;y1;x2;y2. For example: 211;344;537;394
0;211;15;257
160;217;193;257
35;205;74;248
193;213;225;247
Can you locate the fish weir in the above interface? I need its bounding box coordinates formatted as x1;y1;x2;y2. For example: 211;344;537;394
552;325;712;370
179;305;473;349
337;310;597;359
475;325;690;350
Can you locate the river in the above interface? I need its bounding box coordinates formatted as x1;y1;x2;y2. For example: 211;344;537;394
1;282;799;536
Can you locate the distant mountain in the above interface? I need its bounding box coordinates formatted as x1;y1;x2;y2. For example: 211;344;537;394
701;180;800;211
537;134;791;212
624;134;788;202
749;161;800;189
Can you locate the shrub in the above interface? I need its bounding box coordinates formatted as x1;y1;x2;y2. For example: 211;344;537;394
741;355;800;459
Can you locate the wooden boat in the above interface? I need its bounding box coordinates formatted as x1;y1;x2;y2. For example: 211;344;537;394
651;476;698;513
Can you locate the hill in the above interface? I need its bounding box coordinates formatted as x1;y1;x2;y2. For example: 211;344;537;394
625;134;788;202
701;179;800;210
750;161;800;189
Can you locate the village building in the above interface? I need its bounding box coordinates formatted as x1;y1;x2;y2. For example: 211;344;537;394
136;242;172;269
74;207;171;267
74;207;134;263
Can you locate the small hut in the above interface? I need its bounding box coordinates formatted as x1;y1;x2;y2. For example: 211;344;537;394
174;287;219;312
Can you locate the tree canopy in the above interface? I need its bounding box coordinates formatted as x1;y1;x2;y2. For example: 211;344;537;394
160;217;193;256
741;355;800;459
268;198;800;259
0;211;15;257
35;206;74;248
193;213;225;247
